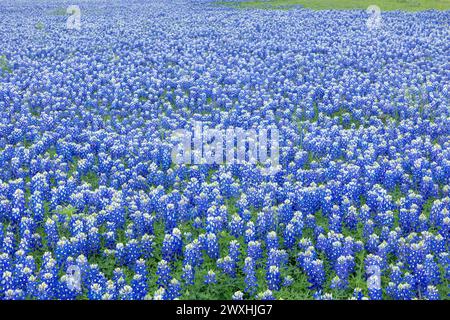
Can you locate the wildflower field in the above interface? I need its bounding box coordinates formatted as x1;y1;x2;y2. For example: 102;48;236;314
0;0;449;300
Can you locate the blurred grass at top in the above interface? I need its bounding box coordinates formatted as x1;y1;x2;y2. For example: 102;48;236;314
220;0;450;11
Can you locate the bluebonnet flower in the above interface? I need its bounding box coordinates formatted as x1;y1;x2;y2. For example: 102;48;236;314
424;285;440;300
140;234;154;259
55;238;72;267
397;283;414;300
115;243;126;266
44;218;59;248
205;233;219;260
204;270;217;285
278;199;293;225
125;239;141;266
167;278;181;300
156;260;172;288
266;266;281;291
1;270;14;296
87;227;101;254
119;285;134;300
86;264;107;290
184;239;203;267
104;280;117;300
36;282;52;300
334;255;355;289
88;283;104;300
266;231;279;251
248;241;263;262
363;219;375;239
232;291;244;300
228;240;241;262
153;287;167;300
282;275;294;287
134;258;148;276
244;257;258;296
162;234;177;262
366;234;380;253
181;264;195;286
257;290;275;300
229;214;244;238
423;254;440;286
217;256;236;278
244;222;256;244
353;288;364;300
30;191;44;224
3;289;25;300
131;274;147;300
405;241;426;270
304;259;326;290
267;249;288;269
283;223;296;249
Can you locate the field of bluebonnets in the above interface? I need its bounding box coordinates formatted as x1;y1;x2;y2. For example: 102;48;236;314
0;0;449;300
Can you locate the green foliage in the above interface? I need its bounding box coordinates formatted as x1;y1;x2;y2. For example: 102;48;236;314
35;22;45;30
57;205;77;217
49;8;68;16
82;171;100;189
0;55;12;74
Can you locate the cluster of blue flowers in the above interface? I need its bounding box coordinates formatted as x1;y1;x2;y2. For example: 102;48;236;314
0;0;449;300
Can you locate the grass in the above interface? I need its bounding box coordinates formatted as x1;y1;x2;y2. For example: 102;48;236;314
35;22;45;30
222;0;450;11
0;55;12;74
48;7;67;16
